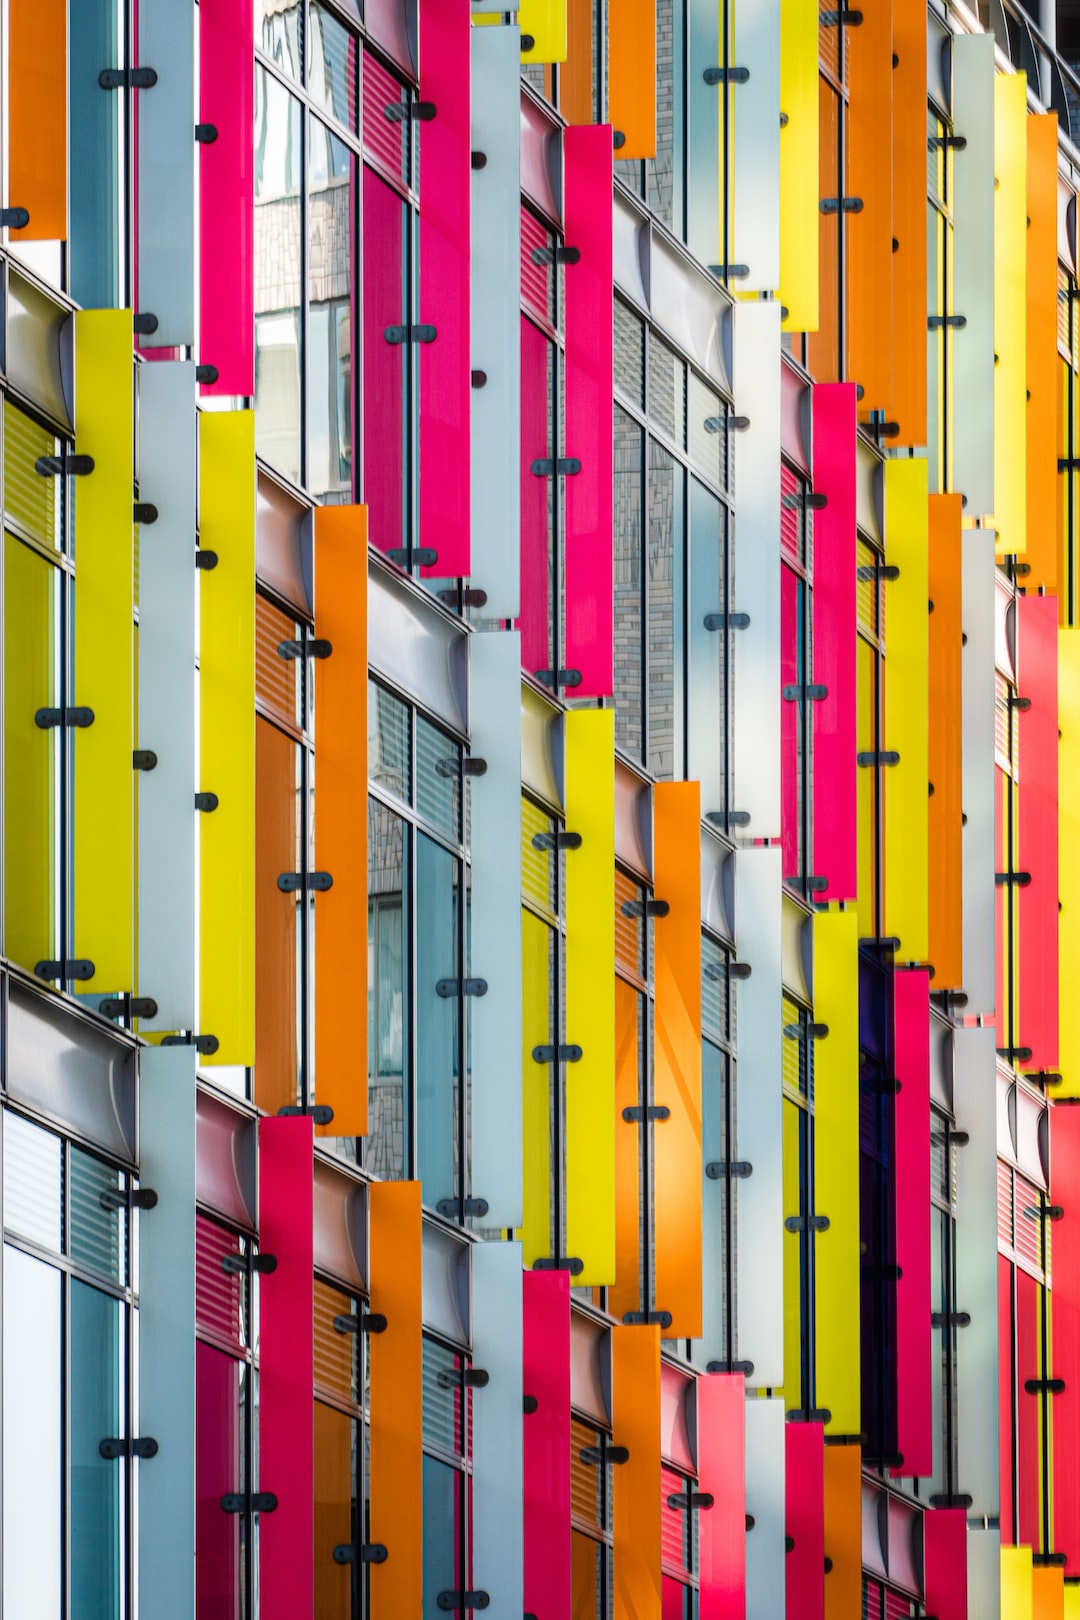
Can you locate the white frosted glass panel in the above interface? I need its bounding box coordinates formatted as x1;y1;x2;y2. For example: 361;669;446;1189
472;1242;524;1614
3;1244;63;1619
961;530;996;1018
745;1396;785;1615
137;0;195;345
733;845;783;1386
470;28;521;618
687;479;724;812
731;0;780;291
731;301;780;838
951;34;995;518
686;0;720;270
138;361;197;1030
953;1026;999;1517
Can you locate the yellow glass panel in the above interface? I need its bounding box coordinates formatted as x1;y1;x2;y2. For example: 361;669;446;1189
4;534;56;971
520;907;554;1264
1065;1578;1080;1620
73;309;134;993
1001;1545;1034;1620
564;708;616;1283
782;1095;804;1408
993;71;1028;559
812;907;860;1435
521;0;568;63
1058;629;1080;1098
4;401;59;550
199;410;256;1065
882;458;929;964
779;0;819;332
856;634;877;940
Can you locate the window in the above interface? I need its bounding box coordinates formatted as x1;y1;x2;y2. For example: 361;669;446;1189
254;0;359;499
570;1416;614;1619
661;1461;703;1618
2;1108;139;1620
612;299;732;797
929;1105;959;1504
521;793;570;1264
366;680;475;1217
782;997;817;1418
422;1335;473;1613
314;1276;368;1616
700;932;736;1371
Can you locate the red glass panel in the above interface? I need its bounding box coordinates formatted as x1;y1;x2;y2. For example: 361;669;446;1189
1017;593;1059;1069
1017;1267;1041;1547
698;1373;745;1618
196;1340;241;1619
785;1421;824;1620
520;316;552;675
923;1509;967;1620
891;967;931;1478
362;169;405;558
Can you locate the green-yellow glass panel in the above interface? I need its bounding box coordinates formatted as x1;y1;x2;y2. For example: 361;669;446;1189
520;907;553;1265
564;707;616;1283
199;410;256;1065
779;0;818;331
73;308;134;993
4;533;56;971
856;634;876;940
812;907;860;1435
4;401;59;551
1001;1545;1034;1619
476;1;567;63
993;71;1028;559
882;458;929;963
782;1094;803;1409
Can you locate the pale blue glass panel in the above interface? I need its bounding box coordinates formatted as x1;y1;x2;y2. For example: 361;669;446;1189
416;834;459;1207
733;845;783;1387
69;0;121;309
71;1280;124;1620
731;301;780;838
138;362;197;1030
744;1397;785;1615
2;1245;62;1618
687;0;720;271
367;797;409;1181
138;1046;196;1619
697;1038;729;1367
953;1027;1000;1519
951;34;996;517
137;0;195;343
2;1109;61;1251
469;27;522;618
468;633;523;1228
961;530;996;1017
732;0;780;291
472;1243;523;1611
687;478;724;814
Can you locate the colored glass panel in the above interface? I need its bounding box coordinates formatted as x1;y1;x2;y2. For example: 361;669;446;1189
923;1508;967;1620
1059;630;1080;1097
523;1271;572;1617
200;0;254;394
612;1324;661;1619
608;0;656;159
882;458;929;963
1017;593;1059;1071
846;0;893;422
610;976;641;1322
891;968;931;1478
822;1444;860;1619
3;535;56;974
368;1181;422;1618
785;1422;824;1620
8;0;66;240
520;0;568;64
928;494;963;990
698;1373;745;1617
889;0;927;446
362;169;406;559
993;71;1028;559
1052;1106;1080;1573
1026;115;1059;593
811;383;857;901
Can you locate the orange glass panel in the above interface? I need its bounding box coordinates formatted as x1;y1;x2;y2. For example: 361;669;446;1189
255;717;298;1114
651;780;702;1339
807;79;840;382
610;976;641;1322
928;494;963;990
561;0;594;125
846;0;893;423
368;1181;422;1619
608;0;655;159
822;1444;861;1620
314;1401;353;1620
1033;1564;1064;1620
889;0;926;445
1027;114;1059;594
314;506;368;1136
9;0;67;240
612;1324;661;1619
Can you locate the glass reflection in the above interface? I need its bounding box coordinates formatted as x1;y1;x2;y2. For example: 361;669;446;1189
255;68;303;483
416;834;459;1207
368;797;409;1180
259;0;302;82
308;120;355;502
309;2;358;130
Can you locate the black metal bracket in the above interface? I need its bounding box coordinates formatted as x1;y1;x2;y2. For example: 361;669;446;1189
385;546;438;568
580;1446;630;1465
995;871;1032;887
277;871;333;892
333;1312;388;1335
334;1543;388;1564
1007;694;1032;711
36;452;94;477
532;1256;584;1275
435;756;487;778
36;706;94;729
784;1022;829;1040
667;1490;715;1511
928;1493;972;1509
706;1160;753;1179
820;6;863;20
196;364;219;385
998;1044;1033;1062
705;414;750;432
436;1196;490;1218
622;1104;671;1122
731;962;753;979
533;1043;582;1063
928;134;967;150
195;123;218;143
1025;1378;1066;1395
623;1309;673;1327
162;1031;220;1055
436;978;488;998
221;1251;276;1276
704;611;751;630
531;457;581;477
384;100;437;122
621;898;670;919
931;1311;971;1327
782;683;827;701
195;792;219;812
820;197;863;214
437;1366;490;1389
278;638;332;660
277;1103;334;1125
0;207;29;228
436;586;489;609
709;263;750;279
785;1213;831;1232
99;994;158;1021
99;66;157;89
134;311;159;334
702;65;750;83
1059;458;1080;472
1023;1204;1065;1222
535;668;582;690
196;548;218;569
857;750;900;767
385;324;437;344
787;1408;833;1424
531;245;581;265
133;749;159;773
221;1492;278;1514
100;1436;158;1459
532;830;583;851
784;491;829;511
437;1595;489;1613
707;1358;755;1375
134;502;158;525
102;1185;157;1210
35;958;95;982
856;564;900;582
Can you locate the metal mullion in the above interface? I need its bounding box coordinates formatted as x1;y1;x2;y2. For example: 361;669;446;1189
642;981;653;1318
59;562;72;986
365;782;465;865
406;196;419;568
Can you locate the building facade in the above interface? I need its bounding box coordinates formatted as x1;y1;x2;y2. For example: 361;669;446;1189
1;0;1079;1615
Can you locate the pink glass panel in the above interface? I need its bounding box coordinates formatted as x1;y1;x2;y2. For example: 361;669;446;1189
1052;1107;1080;1573
780;563;799;881
697;1373;745;1619
1017;592;1059;1069
890;967;931;1479
662;1577;688;1619
784;1422;824;1620
363;169;406;558
523;1270;571;1619
418;0;470;578
196;1340;241;1619
810;382;857;900
563;125;614;699
922;1508;967;1620
199;0;253;396
258;1116;314;1618
519;316;551;676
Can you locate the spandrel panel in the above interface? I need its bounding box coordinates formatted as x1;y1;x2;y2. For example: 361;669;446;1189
951;33;995;518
